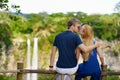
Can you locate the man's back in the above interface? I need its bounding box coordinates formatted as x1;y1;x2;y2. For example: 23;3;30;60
53;30;82;68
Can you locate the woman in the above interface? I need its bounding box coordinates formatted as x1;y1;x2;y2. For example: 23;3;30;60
75;24;104;80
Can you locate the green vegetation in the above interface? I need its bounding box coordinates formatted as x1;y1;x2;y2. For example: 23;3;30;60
107;75;120;80
0;12;120;54
38;74;55;80
0;12;13;55
0;75;16;80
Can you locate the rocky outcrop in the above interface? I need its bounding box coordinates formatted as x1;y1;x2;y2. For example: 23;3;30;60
103;40;120;71
104;52;120;71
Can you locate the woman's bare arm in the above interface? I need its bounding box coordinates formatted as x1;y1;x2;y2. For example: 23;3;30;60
97;47;104;65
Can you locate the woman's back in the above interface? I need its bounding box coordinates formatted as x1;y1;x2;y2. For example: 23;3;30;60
77;43;101;75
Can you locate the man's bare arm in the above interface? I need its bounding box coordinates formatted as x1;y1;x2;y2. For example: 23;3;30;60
49;46;57;70
78;42;100;53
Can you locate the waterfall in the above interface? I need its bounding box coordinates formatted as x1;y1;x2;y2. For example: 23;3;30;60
31;38;38;80
26;39;31;80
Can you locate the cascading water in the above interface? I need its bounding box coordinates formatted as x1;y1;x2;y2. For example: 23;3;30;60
31;38;38;80
26;39;31;80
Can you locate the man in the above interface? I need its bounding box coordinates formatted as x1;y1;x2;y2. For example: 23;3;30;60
49;18;100;80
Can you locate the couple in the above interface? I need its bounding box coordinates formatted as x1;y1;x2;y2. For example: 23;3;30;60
49;18;104;80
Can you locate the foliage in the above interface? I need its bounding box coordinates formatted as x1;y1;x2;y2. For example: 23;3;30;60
0;11;120;54
0;21;12;49
0;0;9;11
107;75;120;80
0;0;20;13
115;1;120;13
38;74;55;80
0;75;16;80
9;14;29;33
15;12;120;41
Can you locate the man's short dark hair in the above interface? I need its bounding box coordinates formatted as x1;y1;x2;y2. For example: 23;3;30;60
67;18;81;29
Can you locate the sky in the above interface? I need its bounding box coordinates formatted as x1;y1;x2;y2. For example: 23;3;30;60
9;0;120;15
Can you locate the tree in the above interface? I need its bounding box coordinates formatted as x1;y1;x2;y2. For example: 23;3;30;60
115;1;120;13
0;0;9;11
0;0;20;13
0;21;12;51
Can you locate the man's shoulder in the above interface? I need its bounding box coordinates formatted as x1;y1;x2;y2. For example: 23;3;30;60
56;31;67;36
56;32;64;37
56;31;79;38
55;31;65;39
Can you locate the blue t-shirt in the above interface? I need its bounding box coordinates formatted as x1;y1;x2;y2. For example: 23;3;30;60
53;30;82;68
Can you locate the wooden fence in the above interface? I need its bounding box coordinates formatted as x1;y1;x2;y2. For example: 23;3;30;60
0;62;120;80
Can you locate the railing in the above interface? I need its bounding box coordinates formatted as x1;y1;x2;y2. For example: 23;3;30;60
0;62;120;80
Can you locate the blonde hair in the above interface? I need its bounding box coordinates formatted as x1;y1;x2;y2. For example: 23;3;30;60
81;24;94;61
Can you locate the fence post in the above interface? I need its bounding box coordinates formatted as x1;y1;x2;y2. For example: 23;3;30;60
101;65;107;80
17;62;23;80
